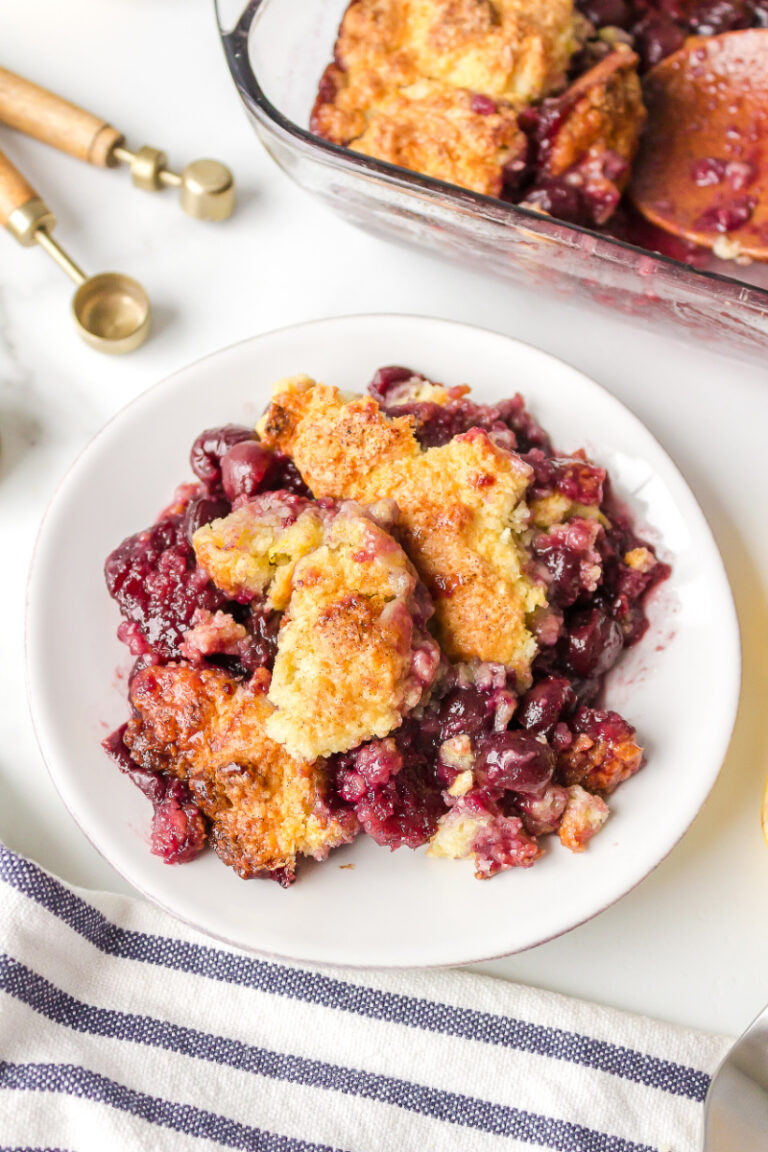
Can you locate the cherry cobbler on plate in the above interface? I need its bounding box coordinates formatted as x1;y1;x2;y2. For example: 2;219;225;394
103;366;669;886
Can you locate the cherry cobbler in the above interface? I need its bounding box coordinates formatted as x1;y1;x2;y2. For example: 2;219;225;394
104;367;669;885
311;0;768;258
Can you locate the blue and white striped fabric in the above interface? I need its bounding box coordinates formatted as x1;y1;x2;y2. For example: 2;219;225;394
0;844;729;1152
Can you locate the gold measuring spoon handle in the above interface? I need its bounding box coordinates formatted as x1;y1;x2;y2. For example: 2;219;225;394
0;67;123;167
0;143;86;283
0;141;150;354
0;144;55;241
0;66;235;220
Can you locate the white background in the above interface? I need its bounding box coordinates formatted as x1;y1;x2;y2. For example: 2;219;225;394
1;0;766;1036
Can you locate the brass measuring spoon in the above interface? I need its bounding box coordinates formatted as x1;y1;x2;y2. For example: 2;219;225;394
0;67;235;222
0;144;150;353
630;30;768;260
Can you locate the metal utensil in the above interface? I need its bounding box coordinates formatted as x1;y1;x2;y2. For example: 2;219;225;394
630;29;768;261
0;143;150;354
703;1002;768;1150
0;66;235;221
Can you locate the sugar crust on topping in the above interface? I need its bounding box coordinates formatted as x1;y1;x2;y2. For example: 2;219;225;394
196;490;438;761
193;494;325;608
312;0;588;195
347;82;526;197
267;503;437;761
125;663;354;879
258;376;547;680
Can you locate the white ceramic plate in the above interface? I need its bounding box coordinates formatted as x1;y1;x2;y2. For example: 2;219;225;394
26;315;739;967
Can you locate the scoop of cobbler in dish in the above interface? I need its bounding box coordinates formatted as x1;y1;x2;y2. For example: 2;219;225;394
103;366;668;884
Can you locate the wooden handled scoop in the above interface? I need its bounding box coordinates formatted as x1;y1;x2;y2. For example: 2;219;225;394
630;30;768;261
0;143;150;354
0;66;235;221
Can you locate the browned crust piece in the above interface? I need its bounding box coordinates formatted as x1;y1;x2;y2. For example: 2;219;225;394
544;48;646;185
311;0;587;196
558;726;643;794
258;379;545;678
353;85;526;198
316;0;586;113
125;663;355;879
260;383;420;492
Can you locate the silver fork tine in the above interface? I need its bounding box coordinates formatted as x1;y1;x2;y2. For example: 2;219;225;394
704;1003;768;1150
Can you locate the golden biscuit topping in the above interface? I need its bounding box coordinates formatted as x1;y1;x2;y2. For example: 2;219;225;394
347;81;526;196
267;501;439;761
258;376;546;681
193;491;325;607
311;0;590;196
328;0;585;108
195;486;440;761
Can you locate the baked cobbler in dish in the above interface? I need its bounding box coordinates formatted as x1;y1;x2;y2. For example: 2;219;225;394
312;0;641;214
104;366;668;884
311;0;768;250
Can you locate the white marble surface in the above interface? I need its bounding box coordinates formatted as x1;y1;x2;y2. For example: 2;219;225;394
2;0;767;1037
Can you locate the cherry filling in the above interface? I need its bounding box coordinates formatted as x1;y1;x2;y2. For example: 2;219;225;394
370;368;552;453
105;426;313;668
332;720;445;850
190;424;255;488
260;452;312;498
518;677;576;736
524;152;629;229
221;441;274;501
631;12;685;70
524;449;605;504
187;603;281;679
578;0;632;26
104;515;232;662
102;725;207;865
475;731;557;795
575;0;768;75
438;685;497;740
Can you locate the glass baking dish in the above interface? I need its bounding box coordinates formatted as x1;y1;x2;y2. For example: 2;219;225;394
215;0;768;360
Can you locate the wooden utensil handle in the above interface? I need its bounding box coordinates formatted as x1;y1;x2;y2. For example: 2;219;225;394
0;143;39;227
0;67;124;167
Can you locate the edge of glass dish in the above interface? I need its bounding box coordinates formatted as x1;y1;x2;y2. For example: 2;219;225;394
215;0;768;312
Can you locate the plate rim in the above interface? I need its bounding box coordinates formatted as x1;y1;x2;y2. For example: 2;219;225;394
25;312;742;968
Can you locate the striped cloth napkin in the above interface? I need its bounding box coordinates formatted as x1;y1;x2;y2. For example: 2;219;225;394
0;843;729;1152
